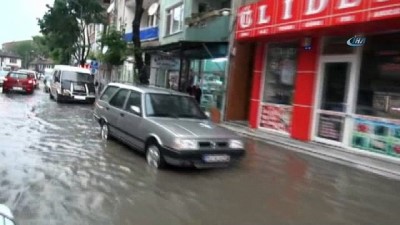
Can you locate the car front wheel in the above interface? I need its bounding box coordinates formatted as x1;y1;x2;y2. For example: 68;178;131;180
146;143;166;169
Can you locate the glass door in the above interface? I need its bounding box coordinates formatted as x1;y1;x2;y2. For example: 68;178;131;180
314;59;356;145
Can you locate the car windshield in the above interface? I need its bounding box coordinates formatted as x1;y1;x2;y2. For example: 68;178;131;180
62;71;93;83
145;93;207;119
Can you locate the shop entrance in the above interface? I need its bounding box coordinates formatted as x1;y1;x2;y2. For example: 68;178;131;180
313;55;359;146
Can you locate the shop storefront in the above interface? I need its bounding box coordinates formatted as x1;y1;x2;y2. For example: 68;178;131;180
233;0;400;158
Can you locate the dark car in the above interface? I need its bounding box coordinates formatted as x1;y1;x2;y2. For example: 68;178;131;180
2;71;35;94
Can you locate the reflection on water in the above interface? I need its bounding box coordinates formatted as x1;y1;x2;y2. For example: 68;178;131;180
0;90;400;225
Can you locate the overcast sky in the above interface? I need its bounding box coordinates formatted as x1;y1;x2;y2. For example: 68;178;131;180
0;0;54;46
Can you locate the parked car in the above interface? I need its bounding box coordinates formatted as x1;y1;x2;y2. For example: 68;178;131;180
18;69;39;89
49;65;95;103
0;204;16;225
2;71;35;94
0;70;8;87
93;83;245;169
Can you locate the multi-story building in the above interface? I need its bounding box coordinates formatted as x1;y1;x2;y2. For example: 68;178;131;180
143;0;232;121
0;51;22;70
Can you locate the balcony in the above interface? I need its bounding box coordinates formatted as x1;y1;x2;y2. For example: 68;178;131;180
125;0;135;10
184;13;230;42
123;26;159;42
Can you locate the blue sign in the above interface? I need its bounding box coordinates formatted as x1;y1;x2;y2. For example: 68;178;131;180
90;61;99;69
347;36;366;47
91;68;97;74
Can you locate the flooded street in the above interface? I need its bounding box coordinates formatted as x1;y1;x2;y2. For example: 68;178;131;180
1;88;400;225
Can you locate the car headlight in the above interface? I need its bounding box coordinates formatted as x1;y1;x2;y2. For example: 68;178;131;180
62;89;71;95
229;140;244;149
173;138;198;150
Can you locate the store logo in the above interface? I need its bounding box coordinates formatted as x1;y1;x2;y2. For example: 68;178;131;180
347;36;366;47
239;6;253;28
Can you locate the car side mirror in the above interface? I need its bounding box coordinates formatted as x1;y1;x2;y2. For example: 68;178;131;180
130;106;141;115
0;204;16;225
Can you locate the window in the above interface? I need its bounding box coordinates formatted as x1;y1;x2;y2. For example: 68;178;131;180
165;3;183;35
9;58;16;63
147;14;158;27
100;86;119;101
125;91;142;114
10;72;28;79
145;93;207;119
356;32;400;120
262;43;298;105
61;71;93;83
109;89;129;108
54;70;60;82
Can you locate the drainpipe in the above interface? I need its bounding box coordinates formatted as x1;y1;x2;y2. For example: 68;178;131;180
178;43;183;91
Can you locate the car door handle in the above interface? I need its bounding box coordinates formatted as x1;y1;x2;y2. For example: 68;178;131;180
105;107;109;110
120;113;125;117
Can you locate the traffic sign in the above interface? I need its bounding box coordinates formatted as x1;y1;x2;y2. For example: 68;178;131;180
91;61;99;69
91;68;97;74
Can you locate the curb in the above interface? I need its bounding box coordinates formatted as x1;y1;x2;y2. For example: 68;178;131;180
221;124;400;180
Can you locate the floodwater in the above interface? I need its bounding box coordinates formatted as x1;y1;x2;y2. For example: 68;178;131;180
0;87;400;225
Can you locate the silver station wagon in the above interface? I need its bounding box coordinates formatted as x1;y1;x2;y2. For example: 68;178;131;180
93;83;245;169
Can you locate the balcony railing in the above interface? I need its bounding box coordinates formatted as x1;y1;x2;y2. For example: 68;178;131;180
123;26;159;42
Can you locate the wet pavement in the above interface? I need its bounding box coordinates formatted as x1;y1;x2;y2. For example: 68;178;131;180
1;87;400;225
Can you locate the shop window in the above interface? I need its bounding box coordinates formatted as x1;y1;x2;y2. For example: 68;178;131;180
356;33;400;120
352;33;400;157
262;43;298;105
322;36;355;55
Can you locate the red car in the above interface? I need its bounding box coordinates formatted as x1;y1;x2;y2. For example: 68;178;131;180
2;71;35;94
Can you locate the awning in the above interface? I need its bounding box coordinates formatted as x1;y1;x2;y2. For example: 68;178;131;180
143;41;228;60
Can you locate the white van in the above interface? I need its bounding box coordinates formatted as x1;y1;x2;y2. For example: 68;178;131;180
49;65;96;103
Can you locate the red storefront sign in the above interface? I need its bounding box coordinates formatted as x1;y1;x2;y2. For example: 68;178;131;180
236;0;400;40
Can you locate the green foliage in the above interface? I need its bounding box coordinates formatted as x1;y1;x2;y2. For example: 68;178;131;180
7;40;36;68
98;28;127;66
38;0;106;65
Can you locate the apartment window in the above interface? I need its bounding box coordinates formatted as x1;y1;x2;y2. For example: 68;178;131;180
147;14;158;27
10;58;16;63
166;4;184;35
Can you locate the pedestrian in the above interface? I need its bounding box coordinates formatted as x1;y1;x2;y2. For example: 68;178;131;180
194;85;202;103
186;85;193;95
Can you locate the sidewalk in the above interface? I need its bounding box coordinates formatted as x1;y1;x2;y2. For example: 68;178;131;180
221;122;400;180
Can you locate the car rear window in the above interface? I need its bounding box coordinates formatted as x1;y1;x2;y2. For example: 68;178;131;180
10;72;29;79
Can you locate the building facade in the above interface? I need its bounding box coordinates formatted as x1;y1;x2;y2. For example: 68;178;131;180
143;0;232;121
0;51;22;70
226;0;400;159
106;0;160;83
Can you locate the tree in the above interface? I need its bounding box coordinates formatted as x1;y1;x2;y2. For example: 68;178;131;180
98;28;127;66
132;0;148;84
38;0;106;66
7;40;36;68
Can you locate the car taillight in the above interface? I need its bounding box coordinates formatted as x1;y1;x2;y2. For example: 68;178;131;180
28;80;33;84
3;78;7;82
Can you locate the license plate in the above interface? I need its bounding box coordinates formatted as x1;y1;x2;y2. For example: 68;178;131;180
12;87;23;91
74;96;86;100
203;154;230;163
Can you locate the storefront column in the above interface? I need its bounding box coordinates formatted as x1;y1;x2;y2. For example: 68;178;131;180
249;43;265;129
290;37;320;141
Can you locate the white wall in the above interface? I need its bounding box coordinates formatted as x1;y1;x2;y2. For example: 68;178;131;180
1;57;22;68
